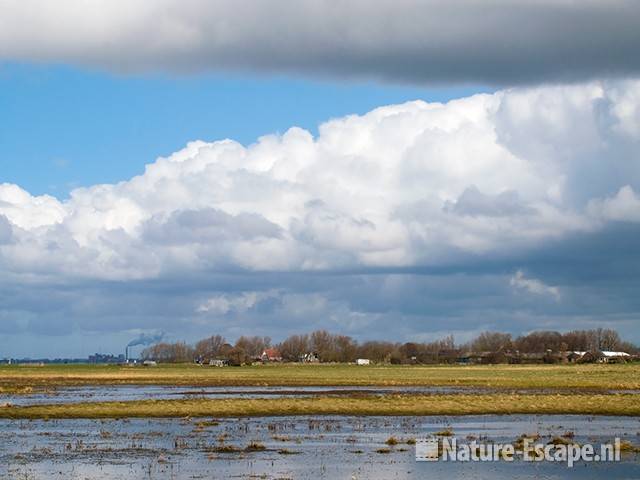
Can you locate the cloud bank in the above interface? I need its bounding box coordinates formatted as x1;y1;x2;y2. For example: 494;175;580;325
1;0;640;85
1;80;640;354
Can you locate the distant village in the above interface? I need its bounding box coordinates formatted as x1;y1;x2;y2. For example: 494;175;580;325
136;328;638;367
5;328;636;367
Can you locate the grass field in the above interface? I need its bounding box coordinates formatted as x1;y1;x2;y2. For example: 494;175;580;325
1;362;640;391
1;393;639;419
2;363;638;418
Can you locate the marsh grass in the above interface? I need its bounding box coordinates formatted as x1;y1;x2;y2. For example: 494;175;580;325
277;448;300;455
207;445;241;453
619;440;640;453
245;441;266;452
194;420;219;428
514;433;541;450
548;436;576;446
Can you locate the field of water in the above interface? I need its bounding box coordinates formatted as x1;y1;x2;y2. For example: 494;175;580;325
3;384;639;407
1;414;639;479
0;385;473;406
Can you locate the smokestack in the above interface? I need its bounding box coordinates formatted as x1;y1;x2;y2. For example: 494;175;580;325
125;331;164;363
125;346;129;363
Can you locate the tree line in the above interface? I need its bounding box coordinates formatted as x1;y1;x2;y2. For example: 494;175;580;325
140;328;637;364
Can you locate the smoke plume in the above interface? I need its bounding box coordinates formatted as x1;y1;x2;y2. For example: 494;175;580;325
127;332;164;348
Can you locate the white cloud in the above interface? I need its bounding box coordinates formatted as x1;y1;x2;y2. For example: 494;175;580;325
197;291;266;315
587;185;640;223
510;270;560;301
0;183;66;229
0;1;639;85
0;80;639;284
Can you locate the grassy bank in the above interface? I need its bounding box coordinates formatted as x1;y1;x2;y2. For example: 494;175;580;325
1;393;639;419
1;363;640;391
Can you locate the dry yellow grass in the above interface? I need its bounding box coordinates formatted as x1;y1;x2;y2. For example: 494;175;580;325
1;362;639;390
1;393;638;419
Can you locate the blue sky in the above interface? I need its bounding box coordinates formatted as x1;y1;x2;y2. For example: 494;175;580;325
1;63;487;197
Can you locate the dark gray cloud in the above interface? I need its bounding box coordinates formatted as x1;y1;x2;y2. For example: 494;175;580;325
0;1;639;85
2;250;639;358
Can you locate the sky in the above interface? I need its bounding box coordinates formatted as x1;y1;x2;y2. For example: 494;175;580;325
0;63;486;197
1;0;639;358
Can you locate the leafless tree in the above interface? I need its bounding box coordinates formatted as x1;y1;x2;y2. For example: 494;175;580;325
470;332;512;352
194;335;226;360
235;336;272;358
278;334;310;361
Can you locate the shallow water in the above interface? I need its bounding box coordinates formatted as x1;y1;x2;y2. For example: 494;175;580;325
0;385;478;406
1;415;638;479
3;385;638;406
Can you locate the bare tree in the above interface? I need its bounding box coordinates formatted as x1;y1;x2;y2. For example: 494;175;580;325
278;334;310;361
470;332;512;352
514;331;563;353
356;341;397;363
235;336;272;358
598;329;621;351
310;330;335;361
194;335;226;360
334;335;358;363
141;341;194;362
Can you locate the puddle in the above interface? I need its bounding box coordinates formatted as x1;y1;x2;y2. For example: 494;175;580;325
1;415;639;479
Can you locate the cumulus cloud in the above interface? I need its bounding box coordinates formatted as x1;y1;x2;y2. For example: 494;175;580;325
1;80;640;279
0;1;639;85
587;185;640;222
1;80;640;353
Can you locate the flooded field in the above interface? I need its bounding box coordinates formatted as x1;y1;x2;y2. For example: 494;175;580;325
2;369;639;478
3;385;639;407
1;414;639;479
0;385;473;406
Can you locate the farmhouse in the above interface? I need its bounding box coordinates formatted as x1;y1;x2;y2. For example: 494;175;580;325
599;351;631;363
261;348;282;362
570;351;631;363
300;352;319;363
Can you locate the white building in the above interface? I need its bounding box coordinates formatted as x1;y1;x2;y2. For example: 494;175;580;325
600;351;631;362
356;358;370;365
